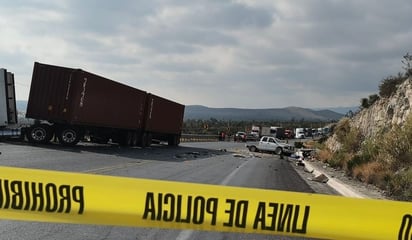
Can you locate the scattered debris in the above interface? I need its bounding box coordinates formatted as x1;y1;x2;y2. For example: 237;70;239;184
175;151;208;159
311;174;329;183
233;154;246;158
296;160;305;166
304;166;314;173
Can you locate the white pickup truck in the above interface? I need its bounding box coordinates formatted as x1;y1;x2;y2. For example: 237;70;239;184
246;136;295;155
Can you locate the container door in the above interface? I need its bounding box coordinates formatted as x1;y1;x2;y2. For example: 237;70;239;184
6;72;17;124
26;62;76;122
0;69;8;127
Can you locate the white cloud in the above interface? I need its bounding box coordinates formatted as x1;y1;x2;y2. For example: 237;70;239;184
1;0;411;108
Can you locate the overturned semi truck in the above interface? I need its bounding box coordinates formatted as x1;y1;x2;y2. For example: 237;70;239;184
23;62;185;146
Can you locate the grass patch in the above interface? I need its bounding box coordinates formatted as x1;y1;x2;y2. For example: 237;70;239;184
320;114;412;200
387;168;412;201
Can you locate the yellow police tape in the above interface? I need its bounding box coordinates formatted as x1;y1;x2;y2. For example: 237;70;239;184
0;166;411;240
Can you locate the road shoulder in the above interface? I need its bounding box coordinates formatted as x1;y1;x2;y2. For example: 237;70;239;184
290;157;390;200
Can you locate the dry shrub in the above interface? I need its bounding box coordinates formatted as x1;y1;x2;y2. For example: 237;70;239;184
352;161;389;187
303;140;317;148
316;148;333;163
329;150;353;170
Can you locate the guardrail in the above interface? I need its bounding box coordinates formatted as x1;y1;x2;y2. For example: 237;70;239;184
180;134;221;142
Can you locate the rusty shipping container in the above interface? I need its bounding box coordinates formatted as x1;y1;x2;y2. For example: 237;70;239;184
144;94;185;144
26;62;147;129
25;62;184;146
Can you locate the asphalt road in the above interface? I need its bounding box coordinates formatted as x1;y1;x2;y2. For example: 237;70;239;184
0;140;335;240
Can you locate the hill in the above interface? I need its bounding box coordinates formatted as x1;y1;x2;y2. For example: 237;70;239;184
184;105;343;121
16;101;343;122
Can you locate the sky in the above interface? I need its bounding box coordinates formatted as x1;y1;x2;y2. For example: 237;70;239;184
1;0;411;109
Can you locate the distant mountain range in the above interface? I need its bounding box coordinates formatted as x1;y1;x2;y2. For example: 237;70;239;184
16;100;347;122
184;105;345;121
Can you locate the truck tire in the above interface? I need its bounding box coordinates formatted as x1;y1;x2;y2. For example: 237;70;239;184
57;127;82;145
125;131;133;146
249;146;257;152
131;132;138;146
275;147;283;155
168;135;179;146
27;124;54;144
145;133;152;147
124;131;139;147
138;133;147;147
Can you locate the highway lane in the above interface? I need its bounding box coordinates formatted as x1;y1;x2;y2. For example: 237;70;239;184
0;141;333;239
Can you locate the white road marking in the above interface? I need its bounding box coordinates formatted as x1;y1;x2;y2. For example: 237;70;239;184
175;159;250;240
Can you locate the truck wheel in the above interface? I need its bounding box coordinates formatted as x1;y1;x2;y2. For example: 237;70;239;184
145;133;152;147
125;131;138;147
249;146;257;152
131;132;138;146
58;127;82;145
125;131;133;146
27;124;53;144
275;147;283;155
168;135;179;146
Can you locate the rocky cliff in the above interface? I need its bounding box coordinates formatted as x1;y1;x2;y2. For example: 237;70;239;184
323;77;412;200
327;77;412;152
352;77;412;138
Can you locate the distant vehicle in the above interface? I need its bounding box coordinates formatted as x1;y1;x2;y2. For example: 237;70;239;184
234;131;246;142
245;133;259;141
260;126;271;136
295;128;305;139
251;125;260;136
251;125;286;139
246;136;294;155
285;129;295;139
270;126;286;139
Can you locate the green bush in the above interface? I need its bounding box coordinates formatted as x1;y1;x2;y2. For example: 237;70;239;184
328;118;363;171
342;127;363;153
368;94;380;105
387;168;412;201
361;98;370;108
380;116;412;170
328;150;348;169
379;74;406;98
